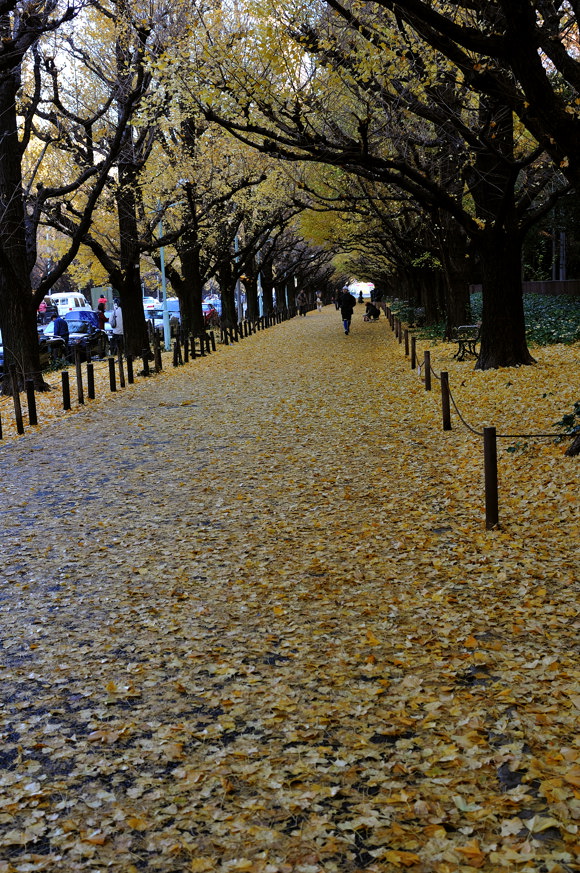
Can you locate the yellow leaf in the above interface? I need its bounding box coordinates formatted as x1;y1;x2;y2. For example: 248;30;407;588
383;850;421;866
563;766;580;788
455;840;486;867
126;816;149;831
366;629;380;645
190;860;214;872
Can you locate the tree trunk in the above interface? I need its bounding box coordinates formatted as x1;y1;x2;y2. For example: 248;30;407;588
438;213;472;335
0;72;45;393
116;179;149;356
476;228;534;369
261;260;274;313
219;259;237;328
177;236;205;336
245;272;259;321
115;34;149;358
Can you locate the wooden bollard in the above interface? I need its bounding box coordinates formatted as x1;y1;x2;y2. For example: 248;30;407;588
440;371;451;431
9;366;24;434
199;335;205;356
142;349;150;377
0;409;3;439
404;329;409;356
74;347;84;405
222;329;229;345
210;331;216;351
62;371;71;411
244;320;248;337
398;319;403;344
411;336;417;370
230;327;237;343
108;356;117;391
25;380;38;426
173;342;179;367
118;353;126;387
205;335;211;355
127;354;134;384
424;350;431;390
190;336;197;359
154;333;162;372
183;336;189;363
484;427;499;530
87;362;95;400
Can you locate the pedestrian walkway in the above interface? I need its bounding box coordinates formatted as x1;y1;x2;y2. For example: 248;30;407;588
0;306;578;872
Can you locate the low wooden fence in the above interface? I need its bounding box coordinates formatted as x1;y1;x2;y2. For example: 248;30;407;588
386;307;568;530
0;306;296;443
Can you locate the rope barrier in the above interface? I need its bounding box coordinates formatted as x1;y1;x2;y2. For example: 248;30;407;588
430;363;562;441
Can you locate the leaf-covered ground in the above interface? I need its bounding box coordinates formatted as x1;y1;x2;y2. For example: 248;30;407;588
0;307;579;873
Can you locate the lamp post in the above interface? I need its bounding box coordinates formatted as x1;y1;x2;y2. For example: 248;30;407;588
157;213;171;351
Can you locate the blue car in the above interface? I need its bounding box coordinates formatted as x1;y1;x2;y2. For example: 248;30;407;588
43;312;109;361
0;330;65;375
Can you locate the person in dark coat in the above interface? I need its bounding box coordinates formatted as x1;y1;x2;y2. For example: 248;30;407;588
340;288;356;335
364;301;380;321
51;312;69;353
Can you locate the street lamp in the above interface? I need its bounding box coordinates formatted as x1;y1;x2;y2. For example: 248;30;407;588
157;212;171;351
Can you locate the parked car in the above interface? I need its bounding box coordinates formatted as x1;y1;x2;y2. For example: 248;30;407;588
145;308;180;338
46;292;92;316
0;330;66;375
43;314;109;361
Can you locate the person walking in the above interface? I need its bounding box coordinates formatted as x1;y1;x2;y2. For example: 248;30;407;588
340;287;356;335
51;311;69;356
96;301;109;339
296;289;308;317
110;298;124;356
316;291;323;312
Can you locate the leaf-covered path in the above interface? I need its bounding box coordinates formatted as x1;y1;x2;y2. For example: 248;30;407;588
1;307;579;873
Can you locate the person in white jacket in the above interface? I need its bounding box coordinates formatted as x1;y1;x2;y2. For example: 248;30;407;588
110;299;124;356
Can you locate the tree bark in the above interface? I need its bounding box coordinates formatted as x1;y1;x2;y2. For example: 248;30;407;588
261;259;274;313
476;228;534;369
0;72;45;393
219;259;237;328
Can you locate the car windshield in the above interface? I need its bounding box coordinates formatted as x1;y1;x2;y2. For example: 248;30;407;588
66;321;90;333
146;309;163;319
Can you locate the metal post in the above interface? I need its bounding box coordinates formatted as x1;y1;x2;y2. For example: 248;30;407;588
61;371;71;411
108;356;117;392
484;426;499;530
74;347;84;405
118;353;126;388
87;363;95;400
440;371;451;430
9;366;24;434
25;380;37;426
158;215;171;351
424;350;431;390
127;354;134;384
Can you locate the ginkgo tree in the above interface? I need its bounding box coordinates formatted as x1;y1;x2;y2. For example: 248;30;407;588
182;0;572;368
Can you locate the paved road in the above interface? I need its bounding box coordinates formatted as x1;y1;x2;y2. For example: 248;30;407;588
0;306;578;872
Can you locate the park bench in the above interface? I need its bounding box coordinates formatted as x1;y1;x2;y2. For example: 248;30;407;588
452;324;481;360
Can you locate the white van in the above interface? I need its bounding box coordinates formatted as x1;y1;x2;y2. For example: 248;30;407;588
48;293;92;315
